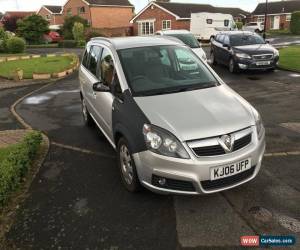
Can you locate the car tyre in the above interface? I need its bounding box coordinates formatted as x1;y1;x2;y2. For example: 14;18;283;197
81;97;93;126
229;58;239;74
210;51;217;65
117;137;141;193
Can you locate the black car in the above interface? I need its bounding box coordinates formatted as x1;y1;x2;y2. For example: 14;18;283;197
210;31;279;73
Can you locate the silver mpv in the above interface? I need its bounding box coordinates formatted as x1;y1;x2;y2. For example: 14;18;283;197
79;37;266;195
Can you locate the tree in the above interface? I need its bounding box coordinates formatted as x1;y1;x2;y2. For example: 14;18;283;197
17;14;49;44
62;15;88;39
290;11;300;35
72;22;85;45
2;16;21;32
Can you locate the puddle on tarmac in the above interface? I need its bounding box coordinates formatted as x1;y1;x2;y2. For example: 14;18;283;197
289;73;300;78
24;89;79;105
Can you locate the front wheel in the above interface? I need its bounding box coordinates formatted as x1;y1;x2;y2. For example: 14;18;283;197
117;137;141;193
210;51;217;65
229;58;239;73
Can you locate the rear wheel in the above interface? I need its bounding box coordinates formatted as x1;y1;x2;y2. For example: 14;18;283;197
229;58;239;73
117;137;141;193
81;97;93;126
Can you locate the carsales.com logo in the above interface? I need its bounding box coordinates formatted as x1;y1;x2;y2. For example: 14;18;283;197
240;236;260;246
240;235;296;247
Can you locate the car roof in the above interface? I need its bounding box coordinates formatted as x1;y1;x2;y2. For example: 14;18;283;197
217;31;256;36
157;29;191;35
89;36;183;50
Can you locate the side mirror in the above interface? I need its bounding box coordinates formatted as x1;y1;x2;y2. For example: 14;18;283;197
93;82;110;92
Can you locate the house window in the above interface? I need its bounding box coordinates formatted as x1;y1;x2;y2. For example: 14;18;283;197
162;20;171;30
286;14;292;21
138;21;155;35
257;16;265;23
67;8;72;16
78;7;85;14
46;14;51;20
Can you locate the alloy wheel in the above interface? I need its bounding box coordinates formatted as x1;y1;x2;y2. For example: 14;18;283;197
120;144;134;185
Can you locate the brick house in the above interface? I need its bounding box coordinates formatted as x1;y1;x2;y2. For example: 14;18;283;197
62;0;134;35
251;0;300;30
37;5;63;27
130;1;249;36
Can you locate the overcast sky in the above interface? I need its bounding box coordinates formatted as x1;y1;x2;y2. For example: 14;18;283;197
0;0;270;13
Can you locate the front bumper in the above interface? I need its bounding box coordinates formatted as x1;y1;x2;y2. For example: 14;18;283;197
235;56;279;70
133;127;265;195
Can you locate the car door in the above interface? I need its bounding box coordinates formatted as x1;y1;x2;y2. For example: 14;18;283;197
92;47;116;142
81;45;103;118
214;34;225;63
220;35;231;64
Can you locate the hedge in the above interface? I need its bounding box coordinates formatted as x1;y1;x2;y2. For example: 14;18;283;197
58;40;77;48
290;11;300;35
0;131;42;206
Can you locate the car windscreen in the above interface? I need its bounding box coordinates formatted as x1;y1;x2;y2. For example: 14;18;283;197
230;34;265;46
117;45;218;97
168;34;200;49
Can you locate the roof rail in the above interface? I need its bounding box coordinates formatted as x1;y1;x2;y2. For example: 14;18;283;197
90;37;112;44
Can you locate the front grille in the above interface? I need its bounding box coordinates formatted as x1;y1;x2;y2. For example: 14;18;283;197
191;133;252;157
233;134;252;151
152;175;196;192
252;54;273;60
201;166;256;191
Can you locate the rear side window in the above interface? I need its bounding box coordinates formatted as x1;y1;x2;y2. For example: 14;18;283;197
217;35;224;43
88;46;102;76
100;48;115;86
82;46;90;68
223;35;230;45
206;19;213;24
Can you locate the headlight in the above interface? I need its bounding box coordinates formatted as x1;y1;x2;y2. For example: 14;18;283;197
143;124;190;159
235;53;252;59
274;49;279;57
255;114;264;139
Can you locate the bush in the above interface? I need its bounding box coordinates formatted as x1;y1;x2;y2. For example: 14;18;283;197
6;36;25;53
17;14;49;44
58;39;77;48
62;15;88;39
0;131;42;206
85;30;106;41
72;22;85;45
236;22;243;30
290;11;300;35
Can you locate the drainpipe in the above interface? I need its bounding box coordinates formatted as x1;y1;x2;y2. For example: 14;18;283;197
263;0;268;39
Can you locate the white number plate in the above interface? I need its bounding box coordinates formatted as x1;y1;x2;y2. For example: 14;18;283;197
210;158;252;181
256;61;271;66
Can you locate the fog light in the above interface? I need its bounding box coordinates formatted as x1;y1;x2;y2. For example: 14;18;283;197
238;63;248;69
158;178;166;186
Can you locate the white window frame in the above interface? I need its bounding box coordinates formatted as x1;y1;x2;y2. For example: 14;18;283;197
78;6;85;14
137;20;155;36
162;20;171;30
257;16;265;23
46;14;51;20
286;14;292;21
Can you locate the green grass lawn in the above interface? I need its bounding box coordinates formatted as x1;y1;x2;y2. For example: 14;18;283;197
0;55;75;79
0;147;12;163
279;46;300;72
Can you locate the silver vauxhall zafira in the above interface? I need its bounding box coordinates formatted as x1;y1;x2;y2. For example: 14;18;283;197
79;36;266;195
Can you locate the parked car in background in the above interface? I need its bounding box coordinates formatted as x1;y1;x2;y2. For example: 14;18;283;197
79;36;265;195
243;22;264;33
210;31;279;73
190;12;237;41
156;30;207;62
43;31;62;43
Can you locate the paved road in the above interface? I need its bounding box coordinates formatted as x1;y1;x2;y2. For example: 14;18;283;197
2;65;300;249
